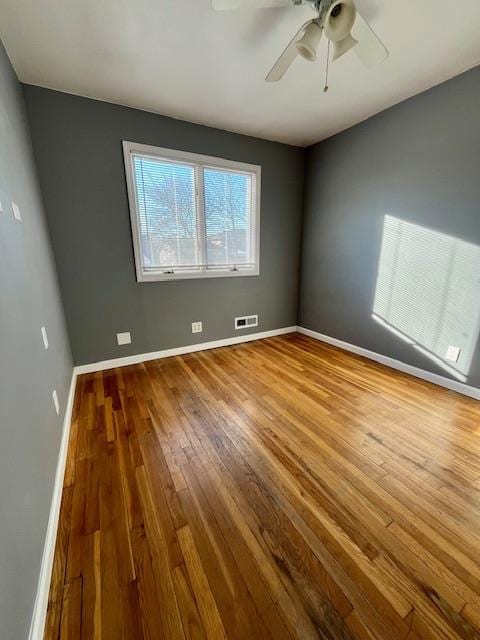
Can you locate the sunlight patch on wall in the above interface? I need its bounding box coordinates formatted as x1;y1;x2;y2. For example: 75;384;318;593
373;215;480;382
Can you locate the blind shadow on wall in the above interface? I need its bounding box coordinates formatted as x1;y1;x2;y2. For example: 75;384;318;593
372;215;480;383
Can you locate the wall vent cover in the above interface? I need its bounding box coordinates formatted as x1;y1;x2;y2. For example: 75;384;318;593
235;315;258;330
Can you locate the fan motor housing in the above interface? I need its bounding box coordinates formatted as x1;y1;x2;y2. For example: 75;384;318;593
301;0;339;16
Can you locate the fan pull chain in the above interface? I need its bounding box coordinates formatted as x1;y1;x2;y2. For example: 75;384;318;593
324;39;330;92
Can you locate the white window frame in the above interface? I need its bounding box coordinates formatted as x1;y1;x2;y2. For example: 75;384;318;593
123;140;261;282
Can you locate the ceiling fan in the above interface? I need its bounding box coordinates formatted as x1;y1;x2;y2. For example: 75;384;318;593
211;0;388;82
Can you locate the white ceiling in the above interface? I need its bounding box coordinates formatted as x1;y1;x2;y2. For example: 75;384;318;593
1;0;479;146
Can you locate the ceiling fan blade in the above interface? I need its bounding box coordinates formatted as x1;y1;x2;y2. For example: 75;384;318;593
352;11;388;67
266;19;314;82
212;0;294;10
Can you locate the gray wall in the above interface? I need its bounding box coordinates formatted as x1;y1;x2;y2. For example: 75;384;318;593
0;45;72;639
23;86;305;366
299;66;480;388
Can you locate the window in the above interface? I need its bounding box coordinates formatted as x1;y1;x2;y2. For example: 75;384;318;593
123;141;261;281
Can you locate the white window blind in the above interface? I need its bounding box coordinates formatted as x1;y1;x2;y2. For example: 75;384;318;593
123;141;260;282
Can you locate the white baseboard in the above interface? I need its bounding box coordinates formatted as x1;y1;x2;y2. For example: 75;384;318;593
74;326;297;375
296;326;480;401
28;371;77;640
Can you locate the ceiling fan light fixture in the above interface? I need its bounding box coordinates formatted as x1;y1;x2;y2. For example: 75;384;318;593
296;22;322;61
323;0;357;52
263;0;388;83
332;33;358;60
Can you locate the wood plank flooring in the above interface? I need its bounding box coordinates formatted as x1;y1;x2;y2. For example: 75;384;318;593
45;333;480;639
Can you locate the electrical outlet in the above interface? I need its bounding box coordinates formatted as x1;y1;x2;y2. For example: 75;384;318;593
12;202;22;221
0;201;3;212
52;390;60;415
446;345;461;363
117;332;131;346
41;326;49;350
191;322;203;334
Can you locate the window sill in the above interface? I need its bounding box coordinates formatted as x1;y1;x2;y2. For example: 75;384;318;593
137;268;260;282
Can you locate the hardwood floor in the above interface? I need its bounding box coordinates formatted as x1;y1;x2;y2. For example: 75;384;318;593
45;333;480;640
